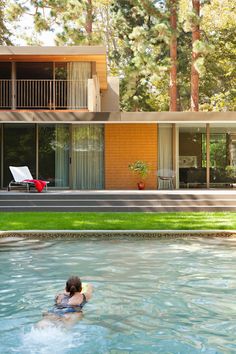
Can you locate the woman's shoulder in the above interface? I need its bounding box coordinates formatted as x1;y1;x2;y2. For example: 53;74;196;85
68;292;84;306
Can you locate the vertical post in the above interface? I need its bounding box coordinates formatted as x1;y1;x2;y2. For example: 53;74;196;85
69;124;73;189
1;124;3;189
53;62;56;110
11;62;16;109
87;78;94;111
174;124;180;189
157;124;159;189
36;124;39;179
49;80;52;110
206;123;210;188
172;123;177;189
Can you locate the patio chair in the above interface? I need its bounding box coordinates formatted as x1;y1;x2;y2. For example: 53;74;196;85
157;169;175;190
8;166;49;192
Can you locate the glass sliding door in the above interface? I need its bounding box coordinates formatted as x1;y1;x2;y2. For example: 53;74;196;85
178;124;207;188
72;124;104;189
55;125;70;187
3;124;36;187
0;124;2;188
210;124;236;188
38;124;69;187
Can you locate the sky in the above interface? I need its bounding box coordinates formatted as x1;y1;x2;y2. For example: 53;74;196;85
11;10;56;46
17;14;56;45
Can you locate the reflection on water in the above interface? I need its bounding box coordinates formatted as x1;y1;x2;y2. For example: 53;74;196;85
1;237;236;353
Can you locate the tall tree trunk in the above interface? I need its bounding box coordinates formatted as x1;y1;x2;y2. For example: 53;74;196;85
169;0;178;111
86;0;93;44
191;0;200;111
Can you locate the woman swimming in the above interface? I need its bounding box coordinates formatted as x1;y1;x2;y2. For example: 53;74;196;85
37;276;92;328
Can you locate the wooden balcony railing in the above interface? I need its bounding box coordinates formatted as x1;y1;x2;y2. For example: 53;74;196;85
0;79;88;109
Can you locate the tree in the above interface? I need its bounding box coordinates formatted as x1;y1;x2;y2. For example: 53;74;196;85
200;0;236;111
191;0;200;111
110;0;170;111
0;0;12;44
6;0;103;45
4;0;236;112
169;0;178;111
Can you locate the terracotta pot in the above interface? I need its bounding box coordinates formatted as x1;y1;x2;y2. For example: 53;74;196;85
137;182;145;190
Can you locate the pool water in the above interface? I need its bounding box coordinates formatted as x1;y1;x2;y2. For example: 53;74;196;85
1;236;236;354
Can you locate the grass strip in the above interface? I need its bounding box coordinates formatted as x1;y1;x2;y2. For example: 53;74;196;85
0;212;236;231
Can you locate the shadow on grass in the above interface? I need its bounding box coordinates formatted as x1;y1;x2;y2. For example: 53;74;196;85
0;212;236;230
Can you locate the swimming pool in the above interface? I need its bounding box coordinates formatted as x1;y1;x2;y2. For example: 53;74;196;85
1;236;236;354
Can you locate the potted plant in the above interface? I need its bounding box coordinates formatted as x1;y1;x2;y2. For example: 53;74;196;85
128;160;150;190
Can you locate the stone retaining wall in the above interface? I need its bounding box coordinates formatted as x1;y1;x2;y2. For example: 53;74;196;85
1;231;236;239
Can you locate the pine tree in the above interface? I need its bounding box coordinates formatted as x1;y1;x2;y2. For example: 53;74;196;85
191;0;200;111
169;0;178;111
0;0;12;44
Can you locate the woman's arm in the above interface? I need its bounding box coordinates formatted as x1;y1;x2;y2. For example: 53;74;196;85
84;283;93;300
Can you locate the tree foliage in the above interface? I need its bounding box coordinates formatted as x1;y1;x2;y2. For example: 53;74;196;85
2;0;236;111
110;0;170;111
0;0;12;44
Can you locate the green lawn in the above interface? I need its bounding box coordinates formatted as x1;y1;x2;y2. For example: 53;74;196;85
0;212;236;231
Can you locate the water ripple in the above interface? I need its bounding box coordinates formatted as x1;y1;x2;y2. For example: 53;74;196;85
0;237;236;353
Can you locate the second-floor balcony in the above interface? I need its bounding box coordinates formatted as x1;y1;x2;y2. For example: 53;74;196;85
0;79;88;110
0;59;103;111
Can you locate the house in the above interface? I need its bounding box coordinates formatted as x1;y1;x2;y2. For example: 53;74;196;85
0;46;235;190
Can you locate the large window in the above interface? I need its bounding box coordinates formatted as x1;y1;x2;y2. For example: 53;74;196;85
178;124;206;188
1;123;104;190
210;124;236;188
72;124;104;189
3;124;36;187
38;124;70;187
178;123;236;189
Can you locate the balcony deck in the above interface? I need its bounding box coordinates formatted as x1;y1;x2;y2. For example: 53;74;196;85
0;79;88;110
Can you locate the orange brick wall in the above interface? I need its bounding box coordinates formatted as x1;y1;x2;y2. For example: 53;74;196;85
105;124;158;190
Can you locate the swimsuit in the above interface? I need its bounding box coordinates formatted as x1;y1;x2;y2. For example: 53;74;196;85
48;293;87;317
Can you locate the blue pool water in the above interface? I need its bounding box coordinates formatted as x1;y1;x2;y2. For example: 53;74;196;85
1;236;236;354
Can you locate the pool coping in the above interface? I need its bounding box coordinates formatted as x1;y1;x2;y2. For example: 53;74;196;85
1;230;236;239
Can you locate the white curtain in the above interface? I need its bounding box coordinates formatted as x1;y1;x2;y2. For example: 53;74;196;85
72;124;104;190
158;124;173;175
67;62;91;109
55;125;69;187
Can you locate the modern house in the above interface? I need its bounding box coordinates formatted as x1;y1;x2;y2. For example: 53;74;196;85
0;46;235;191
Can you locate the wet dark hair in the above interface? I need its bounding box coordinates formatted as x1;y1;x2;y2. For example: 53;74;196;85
66;276;82;297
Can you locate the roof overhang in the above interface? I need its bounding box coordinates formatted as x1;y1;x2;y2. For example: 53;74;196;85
0;46;106;56
0;111;235;123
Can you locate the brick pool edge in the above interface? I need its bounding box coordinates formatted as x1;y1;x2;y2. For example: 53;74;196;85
1;230;236;239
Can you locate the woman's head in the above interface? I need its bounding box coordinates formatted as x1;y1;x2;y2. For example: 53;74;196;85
66;276;82;297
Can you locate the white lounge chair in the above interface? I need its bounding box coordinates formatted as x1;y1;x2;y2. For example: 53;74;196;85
8;166;49;192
